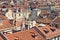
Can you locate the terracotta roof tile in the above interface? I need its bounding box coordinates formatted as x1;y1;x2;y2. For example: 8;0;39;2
35;25;60;39
5;29;45;40
0;19;14;29
40;10;50;15
0;15;7;19
36;18;52;24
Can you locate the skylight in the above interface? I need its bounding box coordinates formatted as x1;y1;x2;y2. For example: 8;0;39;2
43;30;49;34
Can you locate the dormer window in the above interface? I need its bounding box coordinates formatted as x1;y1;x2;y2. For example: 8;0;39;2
30;32;37;39
31;34;37;39
50;28;56;32
14;39;19;40
43;30;49;34
14;36;19;40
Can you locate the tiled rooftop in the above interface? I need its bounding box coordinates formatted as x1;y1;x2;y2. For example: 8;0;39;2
5;29;45;40
0;19;14;29
0;0;59;40
35;25;60;39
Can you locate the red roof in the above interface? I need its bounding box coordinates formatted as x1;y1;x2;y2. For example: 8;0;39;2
35;25;60;39
36;18;52;24
0;19;14;29
0;15;7;19
5;29;45;40
40;10;50;15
